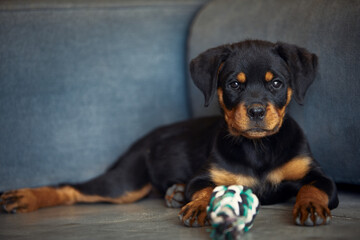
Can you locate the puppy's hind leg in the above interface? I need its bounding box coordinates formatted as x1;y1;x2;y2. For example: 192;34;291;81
1;145;152;213
72;153;152;205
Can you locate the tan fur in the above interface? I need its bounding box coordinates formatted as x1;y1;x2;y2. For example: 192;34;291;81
72;184;152;204
179;187;214;227
296;185;329;205
209;166;258;187
191;187;214;201
236;72;246;83
265;71;274;82
217;88;293;139
267;156;312;184
293;184;331;225
1;184;152;213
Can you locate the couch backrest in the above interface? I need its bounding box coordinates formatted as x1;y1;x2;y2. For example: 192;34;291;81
0;0;207;190
187;0;360;184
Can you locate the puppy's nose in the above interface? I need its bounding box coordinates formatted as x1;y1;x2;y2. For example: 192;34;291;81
247;105;266;120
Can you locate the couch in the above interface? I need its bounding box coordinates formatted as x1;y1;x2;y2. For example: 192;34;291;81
0;0;207;191
0;1;359;239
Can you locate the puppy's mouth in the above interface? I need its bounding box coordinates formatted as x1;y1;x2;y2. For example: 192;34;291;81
230;125;278;139
246;128;269;133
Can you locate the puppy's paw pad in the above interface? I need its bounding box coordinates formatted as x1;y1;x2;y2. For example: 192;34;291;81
293;202;331;226
165;184;186;208
178;213;205;227
178;200;209;227
178;212;209;227
0;189;37;213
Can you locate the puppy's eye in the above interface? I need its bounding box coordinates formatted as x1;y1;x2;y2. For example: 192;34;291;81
271;80;283;89
229;81;240;89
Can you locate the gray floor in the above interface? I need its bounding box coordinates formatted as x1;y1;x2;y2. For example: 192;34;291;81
1;190;359;240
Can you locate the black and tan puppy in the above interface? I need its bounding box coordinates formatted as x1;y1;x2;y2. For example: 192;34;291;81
0;40;338;227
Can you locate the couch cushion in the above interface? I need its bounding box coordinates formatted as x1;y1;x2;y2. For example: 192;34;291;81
187;0;360;184
0;0;207;190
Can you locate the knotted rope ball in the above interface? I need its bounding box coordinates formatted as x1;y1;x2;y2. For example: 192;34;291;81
207;185;260;240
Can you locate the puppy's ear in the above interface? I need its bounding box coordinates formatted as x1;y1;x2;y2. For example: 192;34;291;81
275;42;318;105
190;45;231;107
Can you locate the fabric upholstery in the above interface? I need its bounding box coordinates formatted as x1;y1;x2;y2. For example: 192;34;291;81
0;0;207;191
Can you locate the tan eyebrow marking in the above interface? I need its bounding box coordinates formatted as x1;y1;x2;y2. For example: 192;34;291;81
236;72;246;83
265;71;274;82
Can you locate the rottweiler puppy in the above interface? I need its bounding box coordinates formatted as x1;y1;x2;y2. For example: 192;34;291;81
0;40;338;227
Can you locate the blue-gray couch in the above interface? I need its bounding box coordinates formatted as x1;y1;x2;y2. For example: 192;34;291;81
0;0;359;193
0;0;207;190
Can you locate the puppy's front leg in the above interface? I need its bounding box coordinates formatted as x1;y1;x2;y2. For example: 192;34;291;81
179;186;214;227
293;170;339;226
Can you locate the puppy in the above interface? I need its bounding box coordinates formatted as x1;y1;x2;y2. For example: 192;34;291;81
0;40;338;227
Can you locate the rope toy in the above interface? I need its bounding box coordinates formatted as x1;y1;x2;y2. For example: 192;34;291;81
207;185;260;240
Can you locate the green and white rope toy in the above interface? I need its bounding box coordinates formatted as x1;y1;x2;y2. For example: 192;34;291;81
207;185;260;240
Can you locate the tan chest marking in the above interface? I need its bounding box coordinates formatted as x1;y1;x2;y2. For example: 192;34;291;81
266;156;312;184
210;167;258;187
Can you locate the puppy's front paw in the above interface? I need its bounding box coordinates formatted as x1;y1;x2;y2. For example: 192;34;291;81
178;200;209;227
165;183;186;208
0;189;39;213
293;200;331;226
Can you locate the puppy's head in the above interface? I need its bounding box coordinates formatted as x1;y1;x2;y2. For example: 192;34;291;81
190;40;318;139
